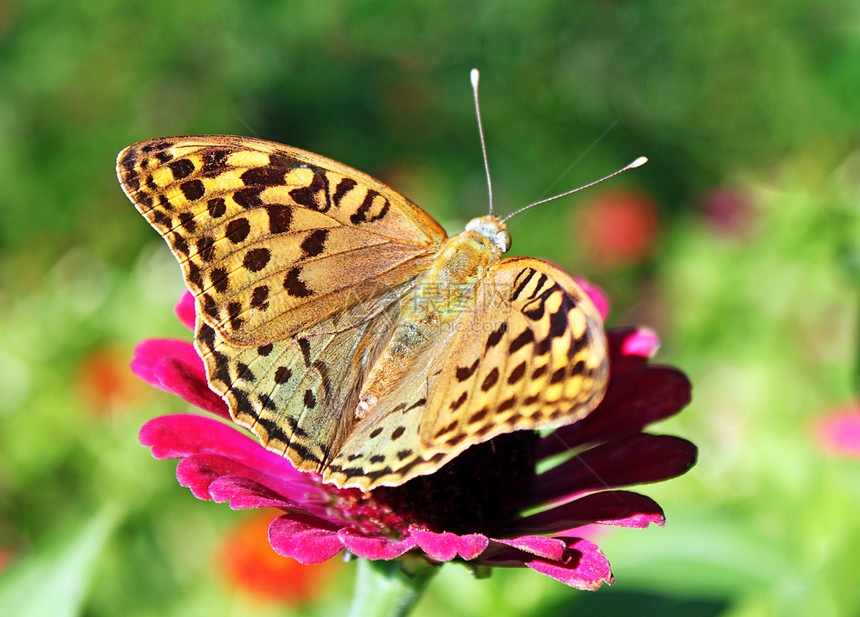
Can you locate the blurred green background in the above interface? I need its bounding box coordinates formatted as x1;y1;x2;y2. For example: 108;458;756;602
1;1;858;616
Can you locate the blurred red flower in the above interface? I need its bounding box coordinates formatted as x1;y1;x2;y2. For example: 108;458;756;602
575;188;660;267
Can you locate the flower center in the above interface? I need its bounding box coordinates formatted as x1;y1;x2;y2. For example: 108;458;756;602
372;430;539;536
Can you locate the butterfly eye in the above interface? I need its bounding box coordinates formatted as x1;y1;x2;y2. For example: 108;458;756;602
500;230;512;252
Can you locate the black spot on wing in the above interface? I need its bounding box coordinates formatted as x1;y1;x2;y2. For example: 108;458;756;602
266;205;291;233
201;149;230;175
300;229;328;258
243;247;271;272
456;359;480;382
241;167;285;187
485;324;507;350
169;158;195;180
333;177;357;205
298;338;311;365
226;218;251;243
509;329;534;353
180;180;204;201
289;168;330;212
283;268;311;297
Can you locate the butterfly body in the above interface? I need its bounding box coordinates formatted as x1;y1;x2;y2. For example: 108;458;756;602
118;135;609;491
355;216;506;420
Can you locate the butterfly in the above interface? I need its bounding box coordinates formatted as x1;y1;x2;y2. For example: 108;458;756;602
117;135;609;491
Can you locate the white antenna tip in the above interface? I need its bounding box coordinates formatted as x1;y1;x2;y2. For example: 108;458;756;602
470;68;480;88
630;156;648;169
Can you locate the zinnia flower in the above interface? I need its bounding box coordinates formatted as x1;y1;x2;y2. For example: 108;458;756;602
133;289;695;590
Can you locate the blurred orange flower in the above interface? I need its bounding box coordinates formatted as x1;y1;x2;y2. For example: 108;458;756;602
0;547;13;573
76;346;145;415
218;510;342;604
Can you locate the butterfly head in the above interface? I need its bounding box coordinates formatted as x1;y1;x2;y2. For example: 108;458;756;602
465;215;511;254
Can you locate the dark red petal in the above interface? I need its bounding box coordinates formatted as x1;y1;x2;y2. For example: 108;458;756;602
538;367;692;459
511;490;665;534
177;453;271;500
157;358;230;418
175;291;196;331
407;529;488;562
530;434;698;505
478;537;613;589
269;515;343;564
607;327;660;374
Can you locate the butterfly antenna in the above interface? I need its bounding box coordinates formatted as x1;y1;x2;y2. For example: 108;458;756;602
501;156;648;223
471;69;494;216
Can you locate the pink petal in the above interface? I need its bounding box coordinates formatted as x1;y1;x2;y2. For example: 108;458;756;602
337;529;417;560
607;327;660;374
410;529;464;562
524;537;614;590
176;453;265;499
531;434;698;505
175;291;196;331
131;339;229;418
454;534;490;560
208;475;300;510
142;415;327;497
140;415;287;471
511;490;665;534
575;278;609;321
813;405;860;457
269;514;343;564
537;367;692;459
131;339;201;389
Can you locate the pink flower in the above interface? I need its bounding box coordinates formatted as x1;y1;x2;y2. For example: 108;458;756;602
698;187;759;239
133;291;695;590
812;403;860;458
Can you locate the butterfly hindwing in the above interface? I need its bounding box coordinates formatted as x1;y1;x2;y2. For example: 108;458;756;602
196;280;409;474
425;257;609;443
323;258;608;490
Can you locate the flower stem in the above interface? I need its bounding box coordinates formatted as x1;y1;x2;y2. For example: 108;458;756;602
347;557;437;617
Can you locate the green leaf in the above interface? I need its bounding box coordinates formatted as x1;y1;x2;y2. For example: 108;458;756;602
0;507;119;617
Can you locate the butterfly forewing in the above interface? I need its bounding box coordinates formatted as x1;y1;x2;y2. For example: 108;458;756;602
116;136;445;345
117;135;447;477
